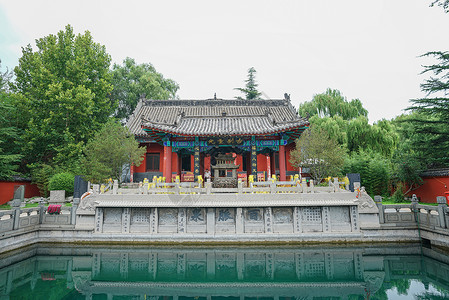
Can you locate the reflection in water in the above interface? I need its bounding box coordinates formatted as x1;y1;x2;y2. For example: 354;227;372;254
0;243;448;299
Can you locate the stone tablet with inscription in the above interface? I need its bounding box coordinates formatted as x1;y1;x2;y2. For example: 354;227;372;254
49;190;66;203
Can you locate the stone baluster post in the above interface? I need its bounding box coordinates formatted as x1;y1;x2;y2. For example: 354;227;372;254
436;196;447;229
71;197;79;225
270;181;276;194
113;180;118;194
38;199;45;224
206;181;212;195
238;179;243;194
11;185;25;230
175;179;180;195
12;203;21;230
333;177;339;192
374;196;384;224
301;178;307;193
411;194;419;222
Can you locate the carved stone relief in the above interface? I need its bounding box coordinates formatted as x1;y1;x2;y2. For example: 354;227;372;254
273;208;293;224
303;207;322;223
158;208;178;225
131;208;151;224
187;208;206;225
216;208;235;224
103;208;122;224
244;208;263;222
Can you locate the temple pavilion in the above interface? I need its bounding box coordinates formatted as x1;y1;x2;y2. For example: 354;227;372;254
126;96;309;184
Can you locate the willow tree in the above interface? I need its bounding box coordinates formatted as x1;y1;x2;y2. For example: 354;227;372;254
298;88;367;120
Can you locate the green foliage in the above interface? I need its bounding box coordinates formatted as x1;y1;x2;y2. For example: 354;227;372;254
29;163;54;197
0;101;22;180
0;59;12;92
430;0;449;12
82;120;146;183
300;89;398;158
234;67;262;100
343;151;391;196
406;51;449;168
48;172;75;196
110;57;179;121
0;64;23;179
11;24;114;167
392;182;406;203
307;115;348;146
298;88;367;120
346;117;398;157
290;126;346;183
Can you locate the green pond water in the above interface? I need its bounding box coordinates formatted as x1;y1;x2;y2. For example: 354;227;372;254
1;243;449;299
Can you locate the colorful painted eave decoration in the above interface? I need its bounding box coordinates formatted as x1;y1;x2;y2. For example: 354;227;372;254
142;124;309;141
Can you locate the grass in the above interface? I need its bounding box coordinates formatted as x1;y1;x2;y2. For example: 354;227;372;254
0;201;73;210
0;204;11;210
380;196;439;206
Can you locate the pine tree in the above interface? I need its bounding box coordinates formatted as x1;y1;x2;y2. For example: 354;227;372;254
406;51;449;167
234;67;262;100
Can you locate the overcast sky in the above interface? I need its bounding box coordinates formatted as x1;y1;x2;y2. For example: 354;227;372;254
1;0;448;122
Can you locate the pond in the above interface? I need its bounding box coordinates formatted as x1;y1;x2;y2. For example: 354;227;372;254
0;242;448;299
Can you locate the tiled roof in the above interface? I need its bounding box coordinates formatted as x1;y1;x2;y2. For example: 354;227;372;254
127;98;308;137
420;168;449;177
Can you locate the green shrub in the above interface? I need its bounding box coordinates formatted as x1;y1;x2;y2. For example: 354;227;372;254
29;163;54;197
343;150;391;196
392;182;406;203
48;172;75;196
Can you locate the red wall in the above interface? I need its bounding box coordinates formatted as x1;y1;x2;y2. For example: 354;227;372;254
0;181;41;205
407;176;449;203
286;143;295;171
134;143;164;173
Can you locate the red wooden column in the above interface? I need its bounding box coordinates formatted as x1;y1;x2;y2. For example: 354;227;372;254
130;164;134;183
279;144;286;181
164;145;172;182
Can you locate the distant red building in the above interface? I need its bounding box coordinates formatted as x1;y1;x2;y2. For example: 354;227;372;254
126;98;309;183
407;169;449;203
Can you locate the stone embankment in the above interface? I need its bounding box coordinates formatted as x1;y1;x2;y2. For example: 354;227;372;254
0;181;448;253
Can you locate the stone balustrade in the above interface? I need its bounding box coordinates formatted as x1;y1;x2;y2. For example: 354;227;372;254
375;195;448;232
111;179;343;195
1;188;449;252
0;204;76;233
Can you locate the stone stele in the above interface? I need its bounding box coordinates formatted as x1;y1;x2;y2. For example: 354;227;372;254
49;190;66;203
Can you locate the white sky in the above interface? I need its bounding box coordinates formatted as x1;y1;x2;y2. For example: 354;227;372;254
1;0;448;122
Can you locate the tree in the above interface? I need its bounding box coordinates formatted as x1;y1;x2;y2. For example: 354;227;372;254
0;60;12;92
406;51;449;167
0;99;22;180
430;0;449;12
390;114;424;195
346;117;398;157
81;120;146;183
110;57;179;121
11;24;114;168
298;88;368;120
0;62;22;180
234;67;262;100
290;126;346;183
343;150;391;196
